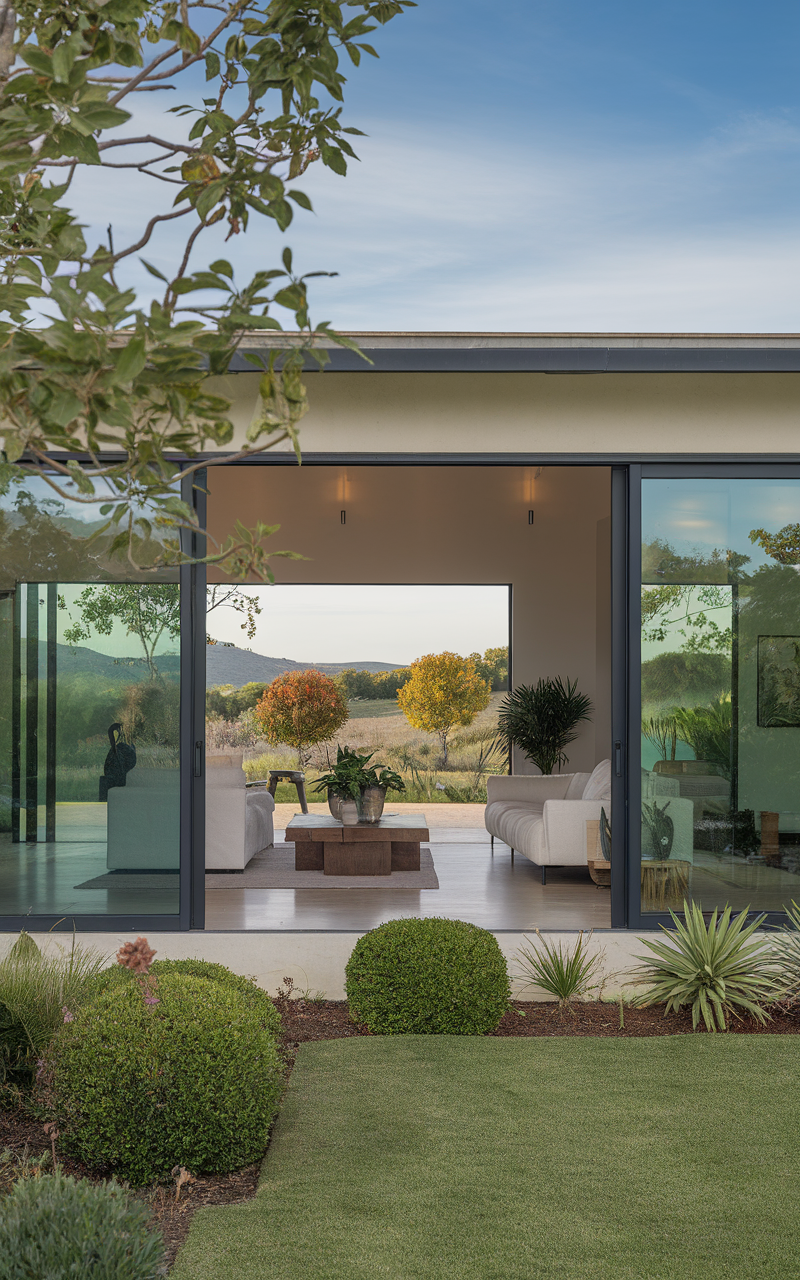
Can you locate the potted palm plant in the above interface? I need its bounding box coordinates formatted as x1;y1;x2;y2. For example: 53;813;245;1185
313;747;406;824
496;677;593;774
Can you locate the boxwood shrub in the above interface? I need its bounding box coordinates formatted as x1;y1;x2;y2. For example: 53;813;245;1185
346;917;511;1035
0;1171;164;1279
89;957;281;1039
45;973;284;1186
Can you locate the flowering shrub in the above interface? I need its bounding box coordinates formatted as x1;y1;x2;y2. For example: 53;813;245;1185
44;974;284;1185
254;669;349;767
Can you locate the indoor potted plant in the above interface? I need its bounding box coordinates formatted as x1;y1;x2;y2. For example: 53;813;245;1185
313;747;406;824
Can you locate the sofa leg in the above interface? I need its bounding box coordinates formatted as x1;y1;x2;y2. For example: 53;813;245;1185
490;835;494;854
541;866;547;886
510;848;514;864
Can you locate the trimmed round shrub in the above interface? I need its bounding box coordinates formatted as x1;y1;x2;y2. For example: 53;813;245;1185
345;917;511;1035
0;1171;164;1279
46;973;284;1186
88;958;281;1039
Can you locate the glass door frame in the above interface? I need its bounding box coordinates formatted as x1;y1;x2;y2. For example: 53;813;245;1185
624;461;800;931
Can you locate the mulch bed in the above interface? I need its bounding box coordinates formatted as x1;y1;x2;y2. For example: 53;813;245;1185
2;996;799;1269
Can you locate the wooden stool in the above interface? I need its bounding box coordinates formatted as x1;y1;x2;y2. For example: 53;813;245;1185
267;769;308;814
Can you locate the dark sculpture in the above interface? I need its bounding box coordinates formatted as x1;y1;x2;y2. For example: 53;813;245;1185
99;723;137;802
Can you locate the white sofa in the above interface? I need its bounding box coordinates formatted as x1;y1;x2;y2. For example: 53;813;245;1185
485;761;695;883
205;752;275;871
107;767;180;871
485;760;612;884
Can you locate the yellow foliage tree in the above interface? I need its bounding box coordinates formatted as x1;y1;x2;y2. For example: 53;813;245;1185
397;652;491;767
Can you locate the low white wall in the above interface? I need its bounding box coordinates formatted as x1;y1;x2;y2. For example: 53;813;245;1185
4;929;662;1001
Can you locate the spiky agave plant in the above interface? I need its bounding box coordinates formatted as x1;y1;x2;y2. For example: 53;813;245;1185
770;900;800;1001
631;900;776;1031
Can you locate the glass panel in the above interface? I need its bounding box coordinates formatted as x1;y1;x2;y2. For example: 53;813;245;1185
641;477;800;914
0;479;181;918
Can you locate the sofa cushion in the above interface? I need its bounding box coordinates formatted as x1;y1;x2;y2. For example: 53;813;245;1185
582;759;611;802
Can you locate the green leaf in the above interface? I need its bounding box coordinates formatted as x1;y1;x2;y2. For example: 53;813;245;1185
140;259;169;283
205;51;221;80
287;190;313;211
112;337;147;385
209;260;234;279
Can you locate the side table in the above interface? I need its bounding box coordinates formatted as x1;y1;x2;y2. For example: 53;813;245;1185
267;769;308;814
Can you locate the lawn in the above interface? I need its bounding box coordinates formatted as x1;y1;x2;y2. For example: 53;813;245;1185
171;1036;800;1279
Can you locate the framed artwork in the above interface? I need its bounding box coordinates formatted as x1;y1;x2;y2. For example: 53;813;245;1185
757;636;800;727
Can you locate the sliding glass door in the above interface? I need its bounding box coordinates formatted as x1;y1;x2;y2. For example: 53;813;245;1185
633;467;800;923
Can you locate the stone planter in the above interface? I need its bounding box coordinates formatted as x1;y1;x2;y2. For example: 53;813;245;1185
339;798;360;826
327;791;343;820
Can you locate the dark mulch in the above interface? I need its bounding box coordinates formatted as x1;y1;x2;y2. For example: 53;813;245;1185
2;996;799;1269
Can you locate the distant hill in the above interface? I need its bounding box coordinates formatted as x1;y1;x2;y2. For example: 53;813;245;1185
206;645;405;689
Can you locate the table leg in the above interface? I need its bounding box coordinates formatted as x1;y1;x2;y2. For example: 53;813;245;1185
294;840;324;871
295;778;309;814
267;777;278;798
391;840;421;871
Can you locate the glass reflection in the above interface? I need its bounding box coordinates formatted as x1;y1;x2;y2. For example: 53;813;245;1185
641;478;800;914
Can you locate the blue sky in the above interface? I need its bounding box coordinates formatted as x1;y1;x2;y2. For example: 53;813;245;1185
69;0;800;332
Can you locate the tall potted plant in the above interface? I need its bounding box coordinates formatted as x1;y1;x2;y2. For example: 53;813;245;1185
496;677;593;774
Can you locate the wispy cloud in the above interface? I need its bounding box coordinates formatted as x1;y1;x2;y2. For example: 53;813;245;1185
66;108;800;332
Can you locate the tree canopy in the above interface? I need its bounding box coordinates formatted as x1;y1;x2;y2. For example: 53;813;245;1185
397;651;491;767
254;667;348;766
0;0;412;576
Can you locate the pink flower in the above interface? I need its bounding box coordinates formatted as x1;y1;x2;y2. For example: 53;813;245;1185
62;1007;74;1023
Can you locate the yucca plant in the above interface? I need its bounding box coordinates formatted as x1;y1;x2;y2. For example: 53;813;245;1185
631;900;776;1031
516;930;602;1008
770;900;800;1000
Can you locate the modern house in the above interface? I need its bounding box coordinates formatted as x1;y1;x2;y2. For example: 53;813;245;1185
2;331;799;992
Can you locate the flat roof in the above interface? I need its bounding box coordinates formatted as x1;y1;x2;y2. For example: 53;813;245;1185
233;331;800;373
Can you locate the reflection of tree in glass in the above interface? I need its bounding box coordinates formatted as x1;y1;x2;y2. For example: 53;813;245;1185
61;584;180;680
206;585;262;645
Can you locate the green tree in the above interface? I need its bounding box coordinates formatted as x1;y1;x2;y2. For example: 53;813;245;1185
397;652;491;767
469;646;508;691
61;583;180;679
0;0;411;576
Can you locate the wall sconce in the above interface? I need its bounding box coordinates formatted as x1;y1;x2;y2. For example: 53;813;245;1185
338;469;349;525
340;510;346;525
524;466;539;525
528;510;534;525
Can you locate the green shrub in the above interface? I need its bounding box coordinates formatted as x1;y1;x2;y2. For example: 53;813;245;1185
46;973;284;1185
346;917;510;1035
90;957;281;1039
0;932;105;1089
0;1171;164;1279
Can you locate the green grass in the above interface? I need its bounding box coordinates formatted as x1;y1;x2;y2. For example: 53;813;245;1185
346;698;401;719
172;1036;800;1280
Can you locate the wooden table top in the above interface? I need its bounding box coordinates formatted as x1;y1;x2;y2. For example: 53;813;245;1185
285;812;429;842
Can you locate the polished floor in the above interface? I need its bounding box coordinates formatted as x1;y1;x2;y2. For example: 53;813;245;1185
204;828;612;932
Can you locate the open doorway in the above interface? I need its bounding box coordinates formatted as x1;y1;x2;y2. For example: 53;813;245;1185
203;465;612;931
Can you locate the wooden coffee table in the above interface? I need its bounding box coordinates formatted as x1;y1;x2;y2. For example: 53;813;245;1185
285;813;429;876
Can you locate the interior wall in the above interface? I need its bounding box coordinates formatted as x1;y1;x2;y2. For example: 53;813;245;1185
208;465;612;774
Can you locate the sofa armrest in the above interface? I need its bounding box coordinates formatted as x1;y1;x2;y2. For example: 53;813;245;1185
487;775;577;804
542;799;610;863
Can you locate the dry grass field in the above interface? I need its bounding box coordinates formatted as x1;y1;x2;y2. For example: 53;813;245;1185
240;693;506;804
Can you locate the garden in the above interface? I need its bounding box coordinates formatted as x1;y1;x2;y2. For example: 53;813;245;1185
2;904;800;1275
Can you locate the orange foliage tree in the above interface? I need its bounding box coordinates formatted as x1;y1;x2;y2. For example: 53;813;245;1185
397;652;491;766
254;670;349;768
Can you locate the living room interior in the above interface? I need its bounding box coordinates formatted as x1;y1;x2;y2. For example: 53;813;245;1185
203;462;614;932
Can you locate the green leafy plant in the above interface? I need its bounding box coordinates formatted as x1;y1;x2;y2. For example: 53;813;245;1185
642;798;674;860
672;696;732;778
496;677;593;774
631;901;776;1031
346;917;511;1035
313;745;406;799
641;713;678;761
0;1171;164;1280
516;930;602;1008
44;973;284;1185
0;932;105;1088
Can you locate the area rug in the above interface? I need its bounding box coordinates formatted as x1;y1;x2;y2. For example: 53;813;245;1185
75;872;179;891
205;843;439;890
